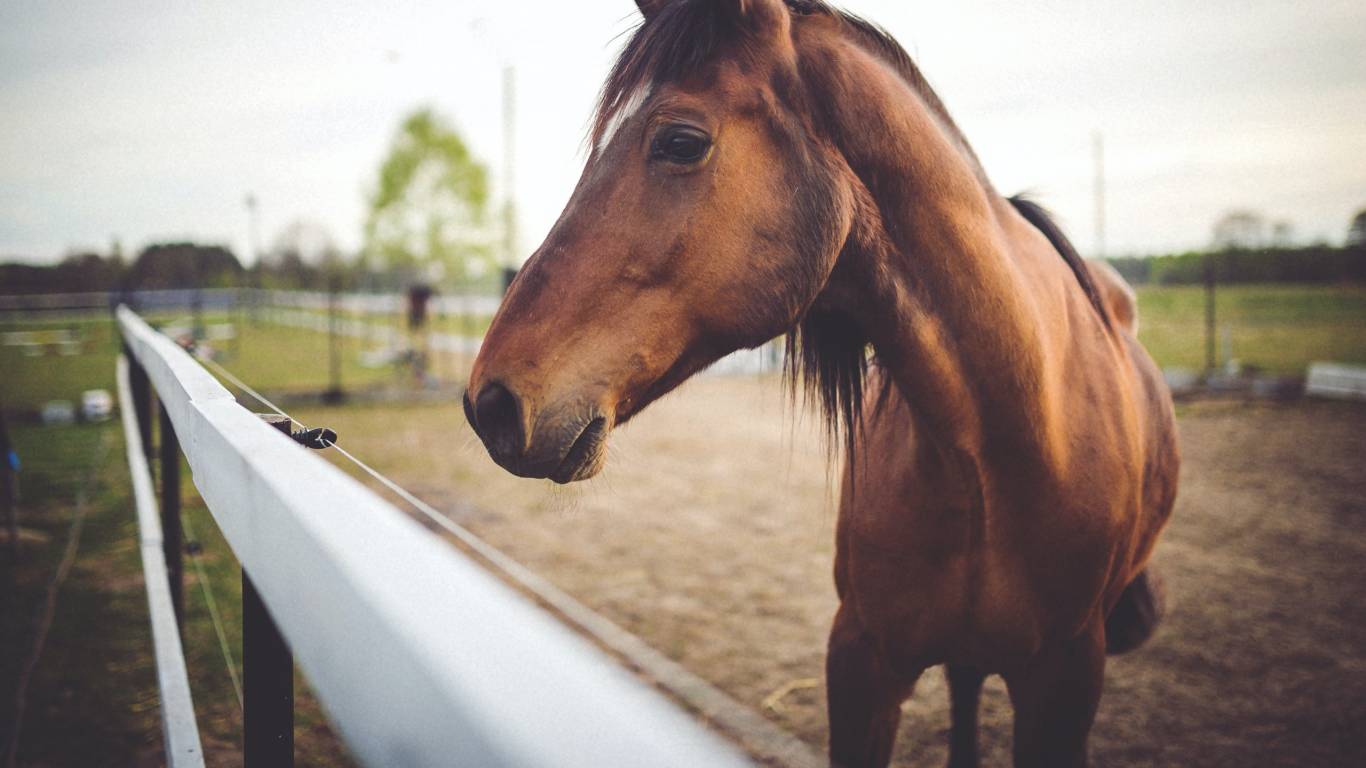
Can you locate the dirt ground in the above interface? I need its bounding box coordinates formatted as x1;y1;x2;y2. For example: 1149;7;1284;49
298;377;1366;768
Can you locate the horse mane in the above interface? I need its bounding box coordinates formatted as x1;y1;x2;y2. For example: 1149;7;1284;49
1008;196;1113;329
595;0;1112;459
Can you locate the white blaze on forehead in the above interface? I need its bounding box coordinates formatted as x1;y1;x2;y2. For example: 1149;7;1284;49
596;84;653;155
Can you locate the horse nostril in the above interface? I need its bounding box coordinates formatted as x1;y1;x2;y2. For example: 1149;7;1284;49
462;391;478;432
473;381;525;461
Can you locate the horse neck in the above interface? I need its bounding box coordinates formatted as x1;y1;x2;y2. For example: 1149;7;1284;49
807;35;1062;461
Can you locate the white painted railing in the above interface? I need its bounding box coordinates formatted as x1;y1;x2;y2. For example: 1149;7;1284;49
116;305;749;768
117;356;206;768
263;289;503;317
0;289;244;313
1305;361;1366;401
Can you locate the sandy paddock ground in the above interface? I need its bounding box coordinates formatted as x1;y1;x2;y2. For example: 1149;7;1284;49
298;377;1366;767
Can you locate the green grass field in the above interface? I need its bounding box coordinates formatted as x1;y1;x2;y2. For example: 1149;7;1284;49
1135;284;1366;373
0;404;353;765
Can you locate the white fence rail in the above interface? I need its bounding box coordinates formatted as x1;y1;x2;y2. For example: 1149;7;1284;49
117;305;748;768
117;355;206;768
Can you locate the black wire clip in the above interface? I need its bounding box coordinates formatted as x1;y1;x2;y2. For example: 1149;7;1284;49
291;427;337;450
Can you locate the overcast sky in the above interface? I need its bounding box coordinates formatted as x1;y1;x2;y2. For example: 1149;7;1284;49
2;0;1364;266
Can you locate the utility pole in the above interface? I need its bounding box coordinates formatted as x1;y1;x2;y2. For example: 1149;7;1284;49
500;64;519;296
1093;130;1106;260
1;404;17;566
1204;255;1218;373
245;193;261;324
324;253;344;404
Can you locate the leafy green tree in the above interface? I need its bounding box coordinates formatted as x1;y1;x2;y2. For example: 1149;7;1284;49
363;108;493;284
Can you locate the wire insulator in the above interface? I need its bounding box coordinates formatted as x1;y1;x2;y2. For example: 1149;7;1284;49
291;427;337;450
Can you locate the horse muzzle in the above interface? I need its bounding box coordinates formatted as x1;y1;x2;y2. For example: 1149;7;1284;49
464;382;612;484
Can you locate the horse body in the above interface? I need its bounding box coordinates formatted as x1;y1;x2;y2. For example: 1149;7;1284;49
797;20;1178;762
465;2;1179;765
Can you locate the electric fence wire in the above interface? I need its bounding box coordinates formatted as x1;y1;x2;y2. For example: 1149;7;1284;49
195;354;294;427
179;511;244;713
195;351;567;603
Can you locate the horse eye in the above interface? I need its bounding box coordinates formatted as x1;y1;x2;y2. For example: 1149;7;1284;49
652;127;711;164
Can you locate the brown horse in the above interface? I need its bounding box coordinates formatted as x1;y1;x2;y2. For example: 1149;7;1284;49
465;1;1179;766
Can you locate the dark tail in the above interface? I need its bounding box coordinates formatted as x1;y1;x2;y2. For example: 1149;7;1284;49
1008;195;1111;328
1105;567;1167;655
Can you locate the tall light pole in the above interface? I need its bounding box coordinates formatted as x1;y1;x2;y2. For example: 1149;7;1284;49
1092;130;1106;260
500;64;519;295
245;193;261;323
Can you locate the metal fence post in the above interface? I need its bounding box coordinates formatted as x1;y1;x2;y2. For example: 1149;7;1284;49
159;400;184;627
126;345;154;462
1204;254;1218;373
243;415;294;767
1;406;16;565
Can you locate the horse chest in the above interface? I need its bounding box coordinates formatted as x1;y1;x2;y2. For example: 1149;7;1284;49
840;496;1117;669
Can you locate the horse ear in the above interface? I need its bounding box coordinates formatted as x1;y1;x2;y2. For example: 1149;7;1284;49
635;0;669;20
714;0;791;40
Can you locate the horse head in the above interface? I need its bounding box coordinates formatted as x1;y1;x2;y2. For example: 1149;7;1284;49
466;0;861;483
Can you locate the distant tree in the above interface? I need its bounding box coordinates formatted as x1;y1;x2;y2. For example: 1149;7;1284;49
55;251;121;292
1269;220;1295;248
362;108;493;284
267;219;340;289
1348;209;1366;249
127;243;244;289
1212;209;1266;251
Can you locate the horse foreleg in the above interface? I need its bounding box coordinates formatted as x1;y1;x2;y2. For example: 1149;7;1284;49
945;664;986;768
1003;621;1106;768
826;605;917;768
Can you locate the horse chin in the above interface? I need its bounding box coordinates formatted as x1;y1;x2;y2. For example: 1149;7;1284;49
550;415;611;484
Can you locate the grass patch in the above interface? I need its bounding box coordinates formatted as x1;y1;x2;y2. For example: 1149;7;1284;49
1135;283;1366;373
0;417;354;766
1;423;160;765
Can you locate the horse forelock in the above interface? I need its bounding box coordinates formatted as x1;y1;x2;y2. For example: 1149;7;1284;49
593;2;985;175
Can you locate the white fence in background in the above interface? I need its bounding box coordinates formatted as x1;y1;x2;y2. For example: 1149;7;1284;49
264;306;484;356
263;289;503;317
1305;362;1366;401
0;289;245;314
117;305;749;768
0;289;504;317
1;289;783;376
260;295;782;376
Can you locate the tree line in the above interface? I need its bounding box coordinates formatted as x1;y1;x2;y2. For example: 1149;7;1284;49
0;240;503;296
0;243;243;295
4;240;1366;296
1104;244;1366;286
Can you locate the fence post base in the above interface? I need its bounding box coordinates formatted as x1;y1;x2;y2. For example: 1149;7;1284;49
243;572;293;767
243;414;294;767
